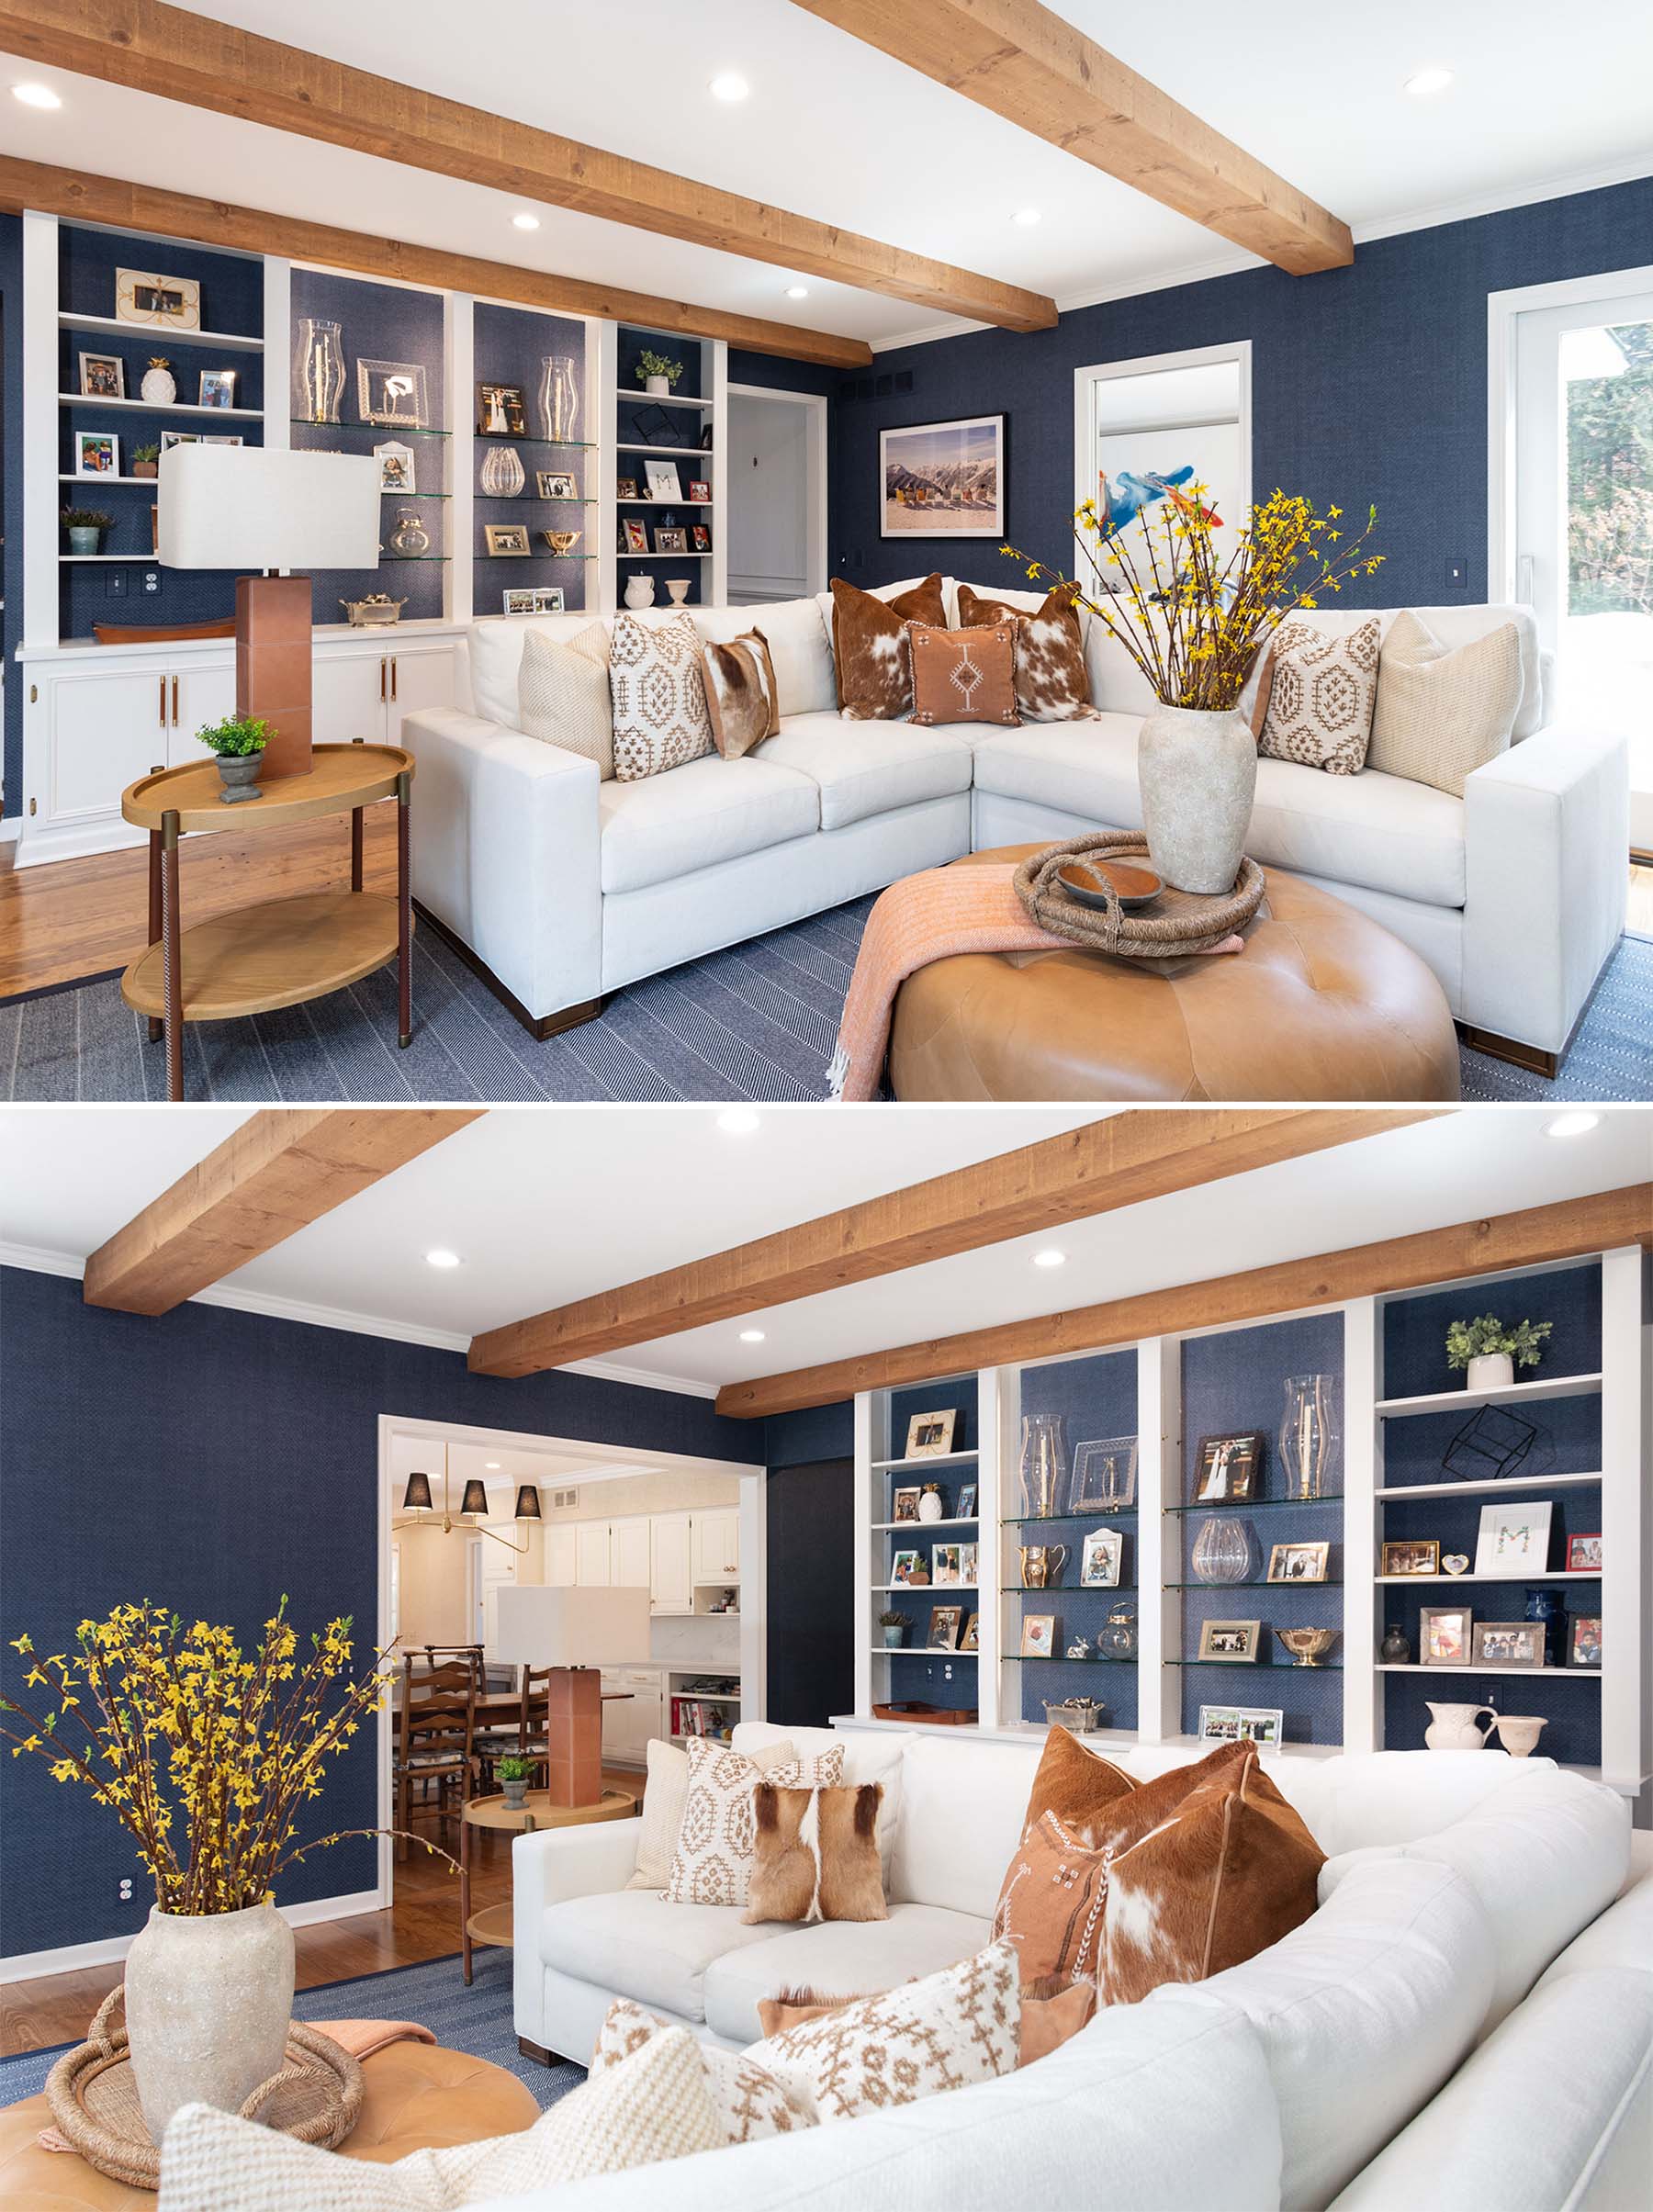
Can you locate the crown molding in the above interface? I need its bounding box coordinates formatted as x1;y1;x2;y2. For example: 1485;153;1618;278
560;1355;721;1401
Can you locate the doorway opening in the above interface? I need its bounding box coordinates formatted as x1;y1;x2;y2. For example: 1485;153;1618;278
725;384;827;604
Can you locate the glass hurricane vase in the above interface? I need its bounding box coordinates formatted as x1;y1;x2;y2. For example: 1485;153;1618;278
1280;1374;1340;1500
291;317;345;424
537;354;580;443
1019;1412;1068;1520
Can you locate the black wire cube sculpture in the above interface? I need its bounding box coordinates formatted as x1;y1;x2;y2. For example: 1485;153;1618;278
1442;1404;1541;1483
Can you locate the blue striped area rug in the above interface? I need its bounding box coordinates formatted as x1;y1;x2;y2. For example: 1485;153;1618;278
2;895;1648;1102
0;1946;581;2111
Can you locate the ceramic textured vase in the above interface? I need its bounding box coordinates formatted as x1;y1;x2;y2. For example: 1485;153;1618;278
1137;703;1256;894
480;444;526;498
624;573;656;609
1423;1701;1495;1751
1467;1352;1515;1391
67;526;102;555
666;578;692;606
1493;1713;1546;1757
1190;1515;1253;1584
917;1485;944;1523
124;1900;295;2144
291;318;344;424
140;358;176;407
1380;1624;1411;1664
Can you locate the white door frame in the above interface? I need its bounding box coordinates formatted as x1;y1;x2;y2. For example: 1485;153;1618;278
1486;264;1653;606
1073;339;1253;533
725;382;828;598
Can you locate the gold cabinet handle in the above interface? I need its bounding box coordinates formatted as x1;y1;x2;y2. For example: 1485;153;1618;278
390;658;398;702
171;674;180;728
159;676;167;729
380;657;387;702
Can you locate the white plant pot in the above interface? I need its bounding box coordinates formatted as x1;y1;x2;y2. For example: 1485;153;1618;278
124;1899;295;2143
624;574;656;610
645;375;670;397
1137;703;1256;894
1466;1353;1515;1391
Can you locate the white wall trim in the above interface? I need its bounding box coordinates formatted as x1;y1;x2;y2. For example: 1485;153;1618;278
563;1355;719;1401
1072;339;1251;557
0;1891;384;1985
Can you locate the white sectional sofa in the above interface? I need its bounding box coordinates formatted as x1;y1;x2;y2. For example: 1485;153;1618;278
401;589;1629;1068
503;1723;1646;2212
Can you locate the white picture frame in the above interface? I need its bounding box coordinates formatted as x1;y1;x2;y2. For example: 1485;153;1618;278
1198;1704;1283;1748
115;266;200;331
73;430;119;477
375;440;415;493
931;1543;962;1588
1473;1499;1553;1578
358;359;430;429
643;459;680;502
1080;1528;1123;1588
881;413;1004;539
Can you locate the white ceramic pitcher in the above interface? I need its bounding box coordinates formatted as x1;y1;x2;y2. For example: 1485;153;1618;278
1423;1701;1495;1750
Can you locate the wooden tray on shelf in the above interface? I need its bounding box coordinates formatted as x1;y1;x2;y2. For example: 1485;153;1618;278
871;1701;979;1726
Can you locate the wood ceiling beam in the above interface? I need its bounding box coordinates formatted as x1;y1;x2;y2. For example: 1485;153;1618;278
714;1185;1652;1419
0;0;1055;336
792;0;1353;277
467;1110;1443;1379
0;155;873;369
83;1108;482;1315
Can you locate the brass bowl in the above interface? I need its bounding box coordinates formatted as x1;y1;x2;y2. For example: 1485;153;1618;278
542;529;580;556
1276;1627;1337;1668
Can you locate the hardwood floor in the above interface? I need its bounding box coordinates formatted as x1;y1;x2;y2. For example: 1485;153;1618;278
0;1766;640;2060
1628;861;1653;940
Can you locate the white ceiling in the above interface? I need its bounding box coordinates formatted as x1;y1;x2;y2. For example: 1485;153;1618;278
1;1106;1646;1398
4;2;1650;349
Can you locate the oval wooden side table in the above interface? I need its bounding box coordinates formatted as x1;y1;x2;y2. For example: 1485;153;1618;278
459;1786;638;1986
119;743;415;1101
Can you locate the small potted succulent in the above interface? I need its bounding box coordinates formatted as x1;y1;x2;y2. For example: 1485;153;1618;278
196;713;272;803
132;443;161;480
62;506;113;555
497;1754;534;1810
636;349;684;397
879;1609;909;1649
1445;1314;1553;1392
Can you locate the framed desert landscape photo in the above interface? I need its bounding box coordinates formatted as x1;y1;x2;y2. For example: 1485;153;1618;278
881;414;1004;539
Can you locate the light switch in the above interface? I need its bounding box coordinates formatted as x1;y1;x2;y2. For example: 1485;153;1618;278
1445;556;1467;589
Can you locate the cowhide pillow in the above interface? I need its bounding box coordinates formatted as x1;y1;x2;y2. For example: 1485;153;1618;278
745;1782;887;1926
664;1736;845;1908
829;573;946;719
1018;1722;1138;1836
702;627;781;760
1257;615;1382;774
957;581;1096;721
907;621;1019;726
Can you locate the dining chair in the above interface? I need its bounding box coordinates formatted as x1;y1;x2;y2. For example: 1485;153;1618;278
394;1656;477;1859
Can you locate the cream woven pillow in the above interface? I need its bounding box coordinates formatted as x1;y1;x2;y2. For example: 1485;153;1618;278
664;1736;844;1907
1367;609;1522;795
609;610;714;781
627;1734;798;1892
154;2023;720;2211
1258;615;1382;774
743;1938;1021;2124
594;1999;815;2142
518;622;613;778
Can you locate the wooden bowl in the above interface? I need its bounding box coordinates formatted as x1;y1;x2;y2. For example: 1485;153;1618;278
1054;857;1164;911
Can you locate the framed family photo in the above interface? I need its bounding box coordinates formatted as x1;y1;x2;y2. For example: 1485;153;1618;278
1196;1619;1260;1662
904;1409;956;1459
1019;1613;1055;1659
484;524;531;556
1269;1541;1330;1583
115;266;200;330
891;1485;921;1523
1380;1539;1439;1578
889;1549;928;1587
1198;1704;1283;1748
1470;1620;1544;1668
74;431;120;477
197;369;236;410
77;352;125;399
1569;1616;1602;1667
928;1604;962;1651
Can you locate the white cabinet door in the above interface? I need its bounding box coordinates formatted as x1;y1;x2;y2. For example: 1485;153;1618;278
649;1512;692;1614
545;1524;577;1588
575;1521;611;1588
602;1669;663;1762
609;1516;652;1595
44;666;171;827
167;663;237;769
311;649;389;748
385;645;458;747
693;1509;740;1586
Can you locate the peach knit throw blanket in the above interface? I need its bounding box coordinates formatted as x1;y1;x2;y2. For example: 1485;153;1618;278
827;864;1241;1102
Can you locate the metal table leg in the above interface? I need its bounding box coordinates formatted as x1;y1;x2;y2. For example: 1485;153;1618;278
161;811;183;1102
351;803;364;893
397;769;412;1048
460;1810;472;1986
146;828;163;1043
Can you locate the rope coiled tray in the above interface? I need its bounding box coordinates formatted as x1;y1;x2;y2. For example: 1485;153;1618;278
1014;831;1265;958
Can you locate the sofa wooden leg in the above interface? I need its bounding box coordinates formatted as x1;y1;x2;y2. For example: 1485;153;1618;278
517;2036;568;2068
410;898;603;1040
1457;1023;1561;1080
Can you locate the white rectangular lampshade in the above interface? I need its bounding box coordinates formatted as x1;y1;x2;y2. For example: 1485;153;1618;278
158;445;382;570
493;1584;651;1670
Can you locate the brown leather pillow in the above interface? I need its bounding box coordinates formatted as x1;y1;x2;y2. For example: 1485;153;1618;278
830;574;946;718
1019;1724;1138;1835
703;627;780;760
908;622;1019;727
993;1804;1112;1985
757;1974;1096;2069
744;1783;887;1926
957;581;1095;722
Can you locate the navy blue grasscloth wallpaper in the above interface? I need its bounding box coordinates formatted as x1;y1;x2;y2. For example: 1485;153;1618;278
828;175;1653;608
0;1266;760;1960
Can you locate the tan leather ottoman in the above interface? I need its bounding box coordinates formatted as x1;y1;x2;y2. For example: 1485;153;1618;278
890;846;1461;1101
0;2040;541;2206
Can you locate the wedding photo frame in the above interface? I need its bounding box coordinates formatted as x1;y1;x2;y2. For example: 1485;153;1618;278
1195;1433;1263;1504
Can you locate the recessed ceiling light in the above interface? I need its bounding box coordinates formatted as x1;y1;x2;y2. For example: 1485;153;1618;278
717;1107;760;1134
739;1328;766;1342
484;1461;501;1470
424;1247;461;1269
784;285;810;299
511;210;541;230
1032;1248;1067;1269
1545;1111;1600;1139
1403;65;1455;96
1011;207;1041;226
12;82;62;109
709;71;749;102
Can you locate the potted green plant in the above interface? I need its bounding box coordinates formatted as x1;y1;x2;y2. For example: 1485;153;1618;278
636;349;684;398
879;1609;909;1649
1445;1314;1553;1392
132;443;161;480
62;507;113;555
195;713;272;803
497;1753;534;1810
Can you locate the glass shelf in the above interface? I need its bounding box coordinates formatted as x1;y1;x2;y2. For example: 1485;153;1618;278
377;554;449;562
476;432;596;449
1008;1654;1137;1667
1004;1509;1139;1524
482;551;598;561
293;420;450;439
1167;1659;1344;1670
473;495;598;506
1166;1495;1344;1515
1166;1579;1344;1589
1000;1584;1137;1594
380;490;451;499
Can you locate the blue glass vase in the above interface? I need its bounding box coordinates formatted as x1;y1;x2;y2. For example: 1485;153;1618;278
1524;1586;1566;1668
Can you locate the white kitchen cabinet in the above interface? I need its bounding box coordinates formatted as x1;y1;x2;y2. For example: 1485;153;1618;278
575;1521;611;1588
609;1515;652;1595
38;664;174;832
649;1512;692;1615
384;643;460;747
167;663;237;768
602;1667;665;1764
544;1523;577;1588
693;1509;740;1586
311;648;389;747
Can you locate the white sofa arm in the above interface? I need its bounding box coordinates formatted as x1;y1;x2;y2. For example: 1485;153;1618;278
512;1820;642;2038
1463;724;1627;1057
401;706;602;1027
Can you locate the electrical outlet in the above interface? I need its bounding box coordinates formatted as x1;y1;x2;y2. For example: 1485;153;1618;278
1445;556;1467;589
106;567;127;599
118;1878;133;1901
141;567;161;596
943;1662;953;1681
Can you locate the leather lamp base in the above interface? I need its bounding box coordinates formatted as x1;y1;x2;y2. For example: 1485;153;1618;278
545;1667;602;1808
236;574;313;781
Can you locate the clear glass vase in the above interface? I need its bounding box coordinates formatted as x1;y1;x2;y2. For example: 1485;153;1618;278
1190;1516;1254;1584
1019;1412;1068;1520
1280;1374;1340;1499
480;444;526;497
537;354;580;444
291;317;345;424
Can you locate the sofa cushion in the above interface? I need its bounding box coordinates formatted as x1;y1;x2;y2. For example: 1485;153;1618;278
539;1890;780;2025
958;580;1096;722
519;623;613;778
702;1900;990;2046
759;713;973;829
973;717;1468;908
599;754;818;894
890;1736;1040;1917
694;599;836;718
1019;1726;1137;1833
667;1738;847;1909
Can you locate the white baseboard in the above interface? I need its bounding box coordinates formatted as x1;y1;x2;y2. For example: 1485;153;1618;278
0;1887;387;1985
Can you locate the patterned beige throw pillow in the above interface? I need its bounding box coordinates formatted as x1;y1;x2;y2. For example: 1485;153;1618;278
1366;609;1523;795
518;622;613;777
664;1736;845;1907
609;610;714;781
627;1734;798;1892
153;2021;721;2211
1258;615;1382;774
594;1999;815;2143
744;1938;1021;2123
